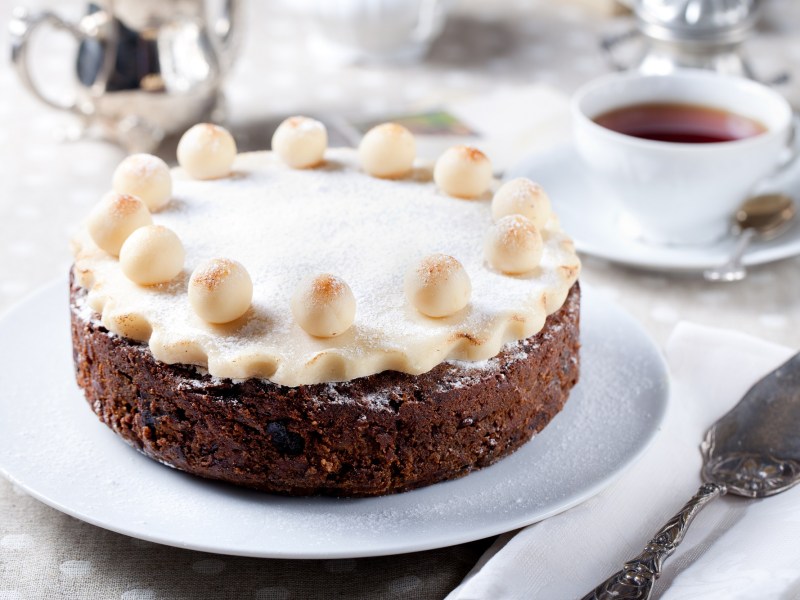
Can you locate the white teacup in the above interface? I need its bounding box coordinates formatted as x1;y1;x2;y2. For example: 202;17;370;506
306;0;452;64
572;70;793;245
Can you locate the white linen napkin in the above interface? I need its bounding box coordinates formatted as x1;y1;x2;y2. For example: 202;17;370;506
447;322;800;600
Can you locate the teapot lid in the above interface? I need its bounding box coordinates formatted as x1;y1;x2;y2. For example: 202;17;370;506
636;0;764;44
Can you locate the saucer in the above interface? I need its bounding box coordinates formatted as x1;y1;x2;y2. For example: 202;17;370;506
507;143;800;273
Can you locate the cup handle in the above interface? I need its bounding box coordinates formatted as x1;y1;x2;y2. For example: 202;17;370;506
752;114;800;195
768;114;800;179
9;7;99;115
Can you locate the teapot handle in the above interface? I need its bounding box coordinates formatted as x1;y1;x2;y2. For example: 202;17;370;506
9;7;107;116
211;0;242;74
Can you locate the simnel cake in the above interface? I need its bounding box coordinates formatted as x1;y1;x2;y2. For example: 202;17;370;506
70;118;581;497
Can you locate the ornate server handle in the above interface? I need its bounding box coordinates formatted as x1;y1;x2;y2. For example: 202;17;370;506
581;482;727;600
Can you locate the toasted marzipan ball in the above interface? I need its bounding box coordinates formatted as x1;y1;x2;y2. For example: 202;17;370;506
492;178;552;228
291;274;356;338
272;116;328;169
485;215;544;275
433;145;493;199
119;225;185;285
112;153;172;211
177;123;237;180
188;258;253;324
87;192;153;256
358;123;416;179
404;254;471;318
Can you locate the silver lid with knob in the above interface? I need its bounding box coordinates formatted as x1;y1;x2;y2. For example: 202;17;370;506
636;0;765;46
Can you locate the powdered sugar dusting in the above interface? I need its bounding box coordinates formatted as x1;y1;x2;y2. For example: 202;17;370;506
72;149;580;386
71;290;102;326
124;154;162;179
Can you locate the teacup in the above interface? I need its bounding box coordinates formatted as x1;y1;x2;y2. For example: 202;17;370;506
306;0;452;64
571;70;793;245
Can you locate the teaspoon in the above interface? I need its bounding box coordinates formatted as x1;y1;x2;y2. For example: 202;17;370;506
703;193;796;282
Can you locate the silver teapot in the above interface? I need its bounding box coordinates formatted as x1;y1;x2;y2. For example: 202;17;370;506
10;0;242;151
601;0;786;84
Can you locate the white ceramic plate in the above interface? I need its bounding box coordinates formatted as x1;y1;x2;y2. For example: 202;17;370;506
508;143;800;273
0;279;668;559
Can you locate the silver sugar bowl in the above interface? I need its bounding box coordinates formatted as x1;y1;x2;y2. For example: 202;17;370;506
10;0;242;151
604;0;775;82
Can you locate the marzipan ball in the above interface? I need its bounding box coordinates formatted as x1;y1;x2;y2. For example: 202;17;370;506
405;254;471;318
433;145;492;199
112;153;172;211
272;116;328;169
188;258;253;324
291;274;356;338
87;192;153;256
491;178;551;228
358;123;416;179
177;123;237;180
485;215;544;275
119;225;185;285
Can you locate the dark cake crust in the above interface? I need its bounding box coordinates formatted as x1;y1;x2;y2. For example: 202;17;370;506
71;276;580;497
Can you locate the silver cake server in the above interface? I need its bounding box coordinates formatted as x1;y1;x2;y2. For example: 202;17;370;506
582;350;800;600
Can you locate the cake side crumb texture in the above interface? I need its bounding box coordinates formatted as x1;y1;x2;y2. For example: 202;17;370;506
70;279;581;497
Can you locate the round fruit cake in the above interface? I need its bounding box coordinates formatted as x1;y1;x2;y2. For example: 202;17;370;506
70;119;581;497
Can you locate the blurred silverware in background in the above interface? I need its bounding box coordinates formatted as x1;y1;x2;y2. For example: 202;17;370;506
9;0;242;152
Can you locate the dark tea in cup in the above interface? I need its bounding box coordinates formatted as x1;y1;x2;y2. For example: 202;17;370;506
593;103;767;144
572;71;792;244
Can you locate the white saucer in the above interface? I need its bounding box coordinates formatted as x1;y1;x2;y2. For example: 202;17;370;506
0;280;668;559
508;143;800;273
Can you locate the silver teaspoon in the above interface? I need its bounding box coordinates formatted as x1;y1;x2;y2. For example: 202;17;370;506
582;350;800;600
703;193;796;282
